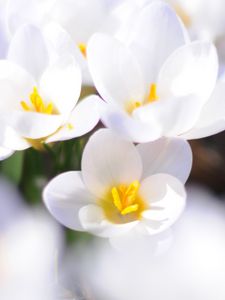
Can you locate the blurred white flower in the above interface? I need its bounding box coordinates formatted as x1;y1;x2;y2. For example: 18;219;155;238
0;177;64;300
88;2;220;143
6;0;121;85
43;129;191;239
166;0;225;42
0;24;101;159
83;184;225;300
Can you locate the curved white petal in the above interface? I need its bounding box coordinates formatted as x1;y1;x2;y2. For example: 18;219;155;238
133;95;203;136
136;137;192;183
51;0;116;43
180;80;225;139
87;33;146;108
46;95;102;143
0;123;30;150
40;55;81;115
158;41;218;103
7;111;63;139
0;60;35;112
139;173;186;234
0;146;14;160
43;171;95;231
7;24;49;80
79;204;138;238
81;129;143;197
130;1;188;83
101;103;161;143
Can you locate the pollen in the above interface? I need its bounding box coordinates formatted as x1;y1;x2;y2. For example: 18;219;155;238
20;87;55;115
67;123;74;130
78;43;87;58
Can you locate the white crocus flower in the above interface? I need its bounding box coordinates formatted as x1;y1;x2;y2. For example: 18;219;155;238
7;0;121;85
43;129;191;239
88;2;220;143
0;24;101;159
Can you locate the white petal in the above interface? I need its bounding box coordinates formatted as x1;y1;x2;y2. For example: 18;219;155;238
110;226;172;253
181;80;225;139
0;146;14;160
7;0;55;34
0;14;9;58
51;0;115;43
130;1;188;83
7;111;63;139
0;60;35;112
40;55;81;115
101;103;161;143
136;137;192;183
46;95;102;143
139;174;186;234
0;123;30;150
79;204;138;238
81;129;142;197
7;24;49;80
43;171;95;231
158;41;218;103
133;94;203;136
87;33;146;107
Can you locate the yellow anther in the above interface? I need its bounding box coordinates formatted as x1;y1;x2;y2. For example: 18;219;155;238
111;180;140;216
126;101;141;114
121;204;139;215
45;103;54;114
78;43;87;58
20;87;55;115
20;101;30;111
147;83;159;103
126;83;159;114
112;187;123;211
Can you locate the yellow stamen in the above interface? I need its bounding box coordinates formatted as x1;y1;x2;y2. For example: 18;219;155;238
126;83;159;114
126;101;141;114
121;204;139;215
45;103;54;115
147;83;159;103
20;87;55;115
78;43;87;58
20;101;30;111
111;180;140;216
112;187;123;211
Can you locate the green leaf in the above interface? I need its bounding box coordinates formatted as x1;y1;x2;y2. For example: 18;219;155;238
0;151;24;184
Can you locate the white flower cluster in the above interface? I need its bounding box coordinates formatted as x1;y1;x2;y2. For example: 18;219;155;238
0;0;224;241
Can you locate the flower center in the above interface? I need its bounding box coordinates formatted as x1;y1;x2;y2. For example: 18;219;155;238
20;87;56;114
126;83;159;114
112;180;140;215
100;180;148;224
78;43;87;58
